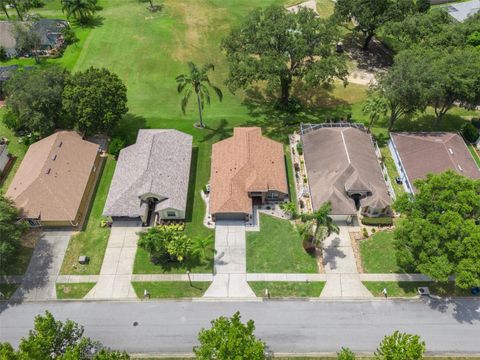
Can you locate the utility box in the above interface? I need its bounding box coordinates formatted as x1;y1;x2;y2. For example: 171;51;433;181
78;256;90;265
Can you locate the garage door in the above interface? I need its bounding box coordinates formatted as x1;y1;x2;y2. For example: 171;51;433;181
215;213;246;221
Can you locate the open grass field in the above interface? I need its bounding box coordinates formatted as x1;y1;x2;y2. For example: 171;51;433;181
360;231;402;274
56;283;96;299
131;281;211;298
247;214;318;273
249;281;325;297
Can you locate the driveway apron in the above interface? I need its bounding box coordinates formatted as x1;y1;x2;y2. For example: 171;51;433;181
85;220;141;300
11;229;72;301
203;221;255;298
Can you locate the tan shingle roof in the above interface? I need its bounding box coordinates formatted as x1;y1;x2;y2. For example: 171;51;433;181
210;127;288;215
302;127;391;215
6;131;99;222
391;132;480;192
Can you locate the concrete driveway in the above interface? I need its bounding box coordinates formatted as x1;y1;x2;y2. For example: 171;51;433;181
12;229;72;301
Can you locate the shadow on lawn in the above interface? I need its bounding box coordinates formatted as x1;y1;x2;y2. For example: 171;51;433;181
184;147;198;223
113;113;148;145
394;113;469;133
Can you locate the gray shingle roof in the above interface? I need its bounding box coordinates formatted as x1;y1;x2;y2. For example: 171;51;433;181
447;0;480;22
103;130;193;218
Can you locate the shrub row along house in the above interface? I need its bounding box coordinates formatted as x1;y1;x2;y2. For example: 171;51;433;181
301;124;392;223
103;130;192;226
6;131;102;227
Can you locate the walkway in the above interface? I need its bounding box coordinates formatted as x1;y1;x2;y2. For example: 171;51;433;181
320;224;373;299
203;221;255;298
11;230;72;301
85;220;142;300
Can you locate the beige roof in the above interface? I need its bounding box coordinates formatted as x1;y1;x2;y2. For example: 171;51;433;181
210;127;288;215
391;132;480;192
302;127;391;215
6;131;99;222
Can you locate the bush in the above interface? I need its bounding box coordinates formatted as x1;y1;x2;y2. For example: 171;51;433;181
463;122;479;143
472;118;480;129
362;227;368;238
296;142;303;155
0;46;7;61
338;347;356;360
361;217;393;226
108;137;126;158
138;224;191;263
280;201;297;219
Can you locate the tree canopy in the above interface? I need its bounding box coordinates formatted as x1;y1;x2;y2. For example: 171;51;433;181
4;66;70;141
194;311;266;360
374;331;425;360
222;5;348;108
62;67;128;135
61;0;98;24
0;311;129;359
138;224;191;263
0;194;26;273
394;171;480;289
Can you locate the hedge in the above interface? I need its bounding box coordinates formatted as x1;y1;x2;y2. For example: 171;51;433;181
361;217;393;226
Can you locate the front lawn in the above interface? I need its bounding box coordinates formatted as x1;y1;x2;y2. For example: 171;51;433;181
60;157;116;275
249;281;325;297
247;214;318;273
131;281;211;298
56;283;96;299
467;144;480;167
360;231;403;273
363;281;474;298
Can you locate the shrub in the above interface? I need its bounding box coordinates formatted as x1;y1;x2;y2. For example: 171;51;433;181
108;137;126;158
138;224;191;263
471;117;480;129
361;217;393;226
463;122;479;143
338;347;356;360
0;46;7;61
296;142;303;155
362;227;368;238
280;201;297;219
375;331;425;360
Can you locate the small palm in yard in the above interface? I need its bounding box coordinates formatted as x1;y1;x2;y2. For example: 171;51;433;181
175;62;223;128
61;0;98;24
192;235;214;261
299;202;339;251
362;95;388;131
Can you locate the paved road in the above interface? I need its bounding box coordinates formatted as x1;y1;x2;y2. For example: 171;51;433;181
1;298;479;355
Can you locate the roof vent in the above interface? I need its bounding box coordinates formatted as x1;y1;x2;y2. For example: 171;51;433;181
45;168;51;175
458;165;463;172
52;154;57;161
448;148;454;155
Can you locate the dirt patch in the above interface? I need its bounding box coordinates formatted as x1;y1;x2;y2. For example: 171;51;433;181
21;228;41;249
316;248;325;273
350;231;364;273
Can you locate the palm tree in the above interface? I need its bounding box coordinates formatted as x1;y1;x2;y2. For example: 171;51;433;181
362;95;388;132
61;0;97;24
300;202;339;248
192;236;214;261
175;62;223;128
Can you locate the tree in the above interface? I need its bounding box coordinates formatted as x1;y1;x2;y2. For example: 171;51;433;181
0;0;10;19
61;0;98;24
138;224;191;263
338;347;356;360
394;171;480;289
0;195;26;272
334;0;416;50
280;201;298;219
463;122;479;143
11;22;41;62
374;331;425;360
191;236;213;261
63;67;128;135
1;311;129;359
300;202;339;248
4;66;69;140
175;62;222;128
222;5;348;108
362;95;388;131
194;311;266;360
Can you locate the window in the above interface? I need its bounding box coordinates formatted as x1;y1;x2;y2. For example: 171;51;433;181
167;211;176;217
267;192;279;199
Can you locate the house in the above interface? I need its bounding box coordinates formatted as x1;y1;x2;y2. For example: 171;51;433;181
209;127;288;222
103;130;192;225
389;132;480;193
5;131;101;227
0;142;9;174
0;19;68;58
447;0;480;21
301;124;392;222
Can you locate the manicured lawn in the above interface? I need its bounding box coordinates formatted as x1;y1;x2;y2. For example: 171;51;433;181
247;214;318;273
467;144;480;167
0;284;19;299
363;281;475;298
285;146;297;205
56;283;96;299
131;281;211;298
360;231;402;274
60;157;116;275
249;281;325;297
380;146;405;197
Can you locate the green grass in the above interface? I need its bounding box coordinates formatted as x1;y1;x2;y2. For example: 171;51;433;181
249;281;325;297
131;281;211;298
247;214;318;273
363;281;475;298
360;231;403;274
467;144;480;167
380;146;405;197
0;245;34;275
56;283;96;299
60;157;116;275
0;284;19;299
285;146;297;205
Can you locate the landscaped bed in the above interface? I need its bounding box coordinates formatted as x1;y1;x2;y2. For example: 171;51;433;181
56;283;96;299
359;231;403;273
131;281;211;298
363;281;474;298
249;281;325;297
247;214;318;273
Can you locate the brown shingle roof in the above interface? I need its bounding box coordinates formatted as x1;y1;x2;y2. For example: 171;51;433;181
390;132;480;192
6;131;99;222
210;127;288;215
302;127;391;215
